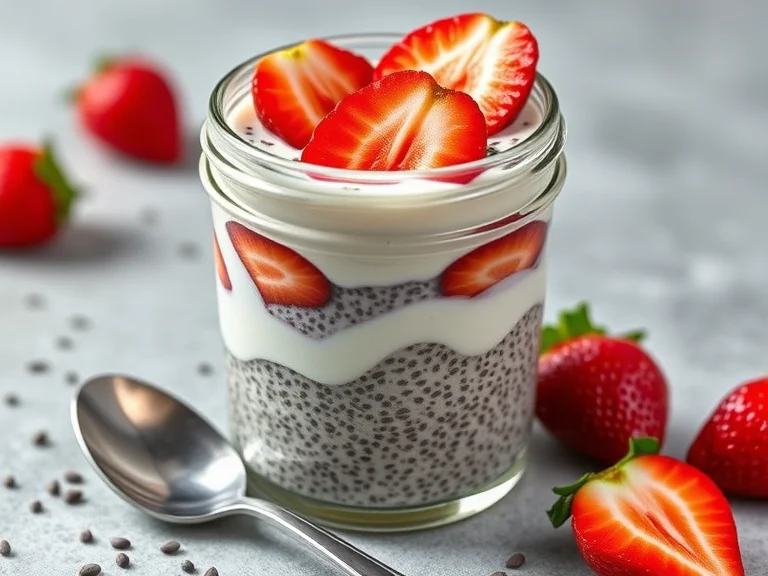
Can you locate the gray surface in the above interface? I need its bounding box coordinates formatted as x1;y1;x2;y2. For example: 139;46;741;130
1;0;768;574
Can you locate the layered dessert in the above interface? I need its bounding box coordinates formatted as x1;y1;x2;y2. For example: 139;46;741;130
207;12;557;511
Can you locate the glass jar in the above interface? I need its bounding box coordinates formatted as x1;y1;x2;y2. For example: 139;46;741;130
200;33;567;532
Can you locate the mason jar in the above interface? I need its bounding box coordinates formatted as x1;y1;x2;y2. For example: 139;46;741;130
199;33;566;532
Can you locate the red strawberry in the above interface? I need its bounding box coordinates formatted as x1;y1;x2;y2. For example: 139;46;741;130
225;221;329;307
536;303;668;464
252;39;374;149
0;142;78;247
73;56;182;163
301;70;486;171
440;220;546;297
687;377;768;498
214;234;232;291
549;437;745;576
374;13;539;135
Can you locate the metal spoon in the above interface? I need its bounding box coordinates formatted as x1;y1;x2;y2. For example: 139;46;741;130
71;374;405;576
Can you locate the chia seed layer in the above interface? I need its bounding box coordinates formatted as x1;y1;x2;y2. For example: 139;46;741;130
266;278;441;339
227;304;543;508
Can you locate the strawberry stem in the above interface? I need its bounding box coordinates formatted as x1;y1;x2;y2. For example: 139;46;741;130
546;437;660;528
540;302;646;354
33;139;79;223
63;54;117;104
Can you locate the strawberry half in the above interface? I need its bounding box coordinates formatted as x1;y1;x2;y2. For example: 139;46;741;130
440;220;546;297
537;303;668;464
225;222;329;307
687;377;768;498
301;70;486;171
252;39;374;150
549;438;745;576
214;233;232;291
374;13;539;135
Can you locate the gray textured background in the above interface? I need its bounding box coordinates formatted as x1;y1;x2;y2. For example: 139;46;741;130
2;0;768;574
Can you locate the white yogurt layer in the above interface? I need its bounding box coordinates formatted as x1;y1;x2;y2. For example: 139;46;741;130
214;208;547;385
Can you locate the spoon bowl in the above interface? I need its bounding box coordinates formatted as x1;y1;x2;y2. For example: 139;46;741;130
72;374;405;576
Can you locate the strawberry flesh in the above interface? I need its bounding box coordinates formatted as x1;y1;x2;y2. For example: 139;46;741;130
374;13;539;135
214;234;232;291
549;438;745;576
301;70;486;171
226;221;329;307
687;377;768;498
253;39;374;150
440;220;547;297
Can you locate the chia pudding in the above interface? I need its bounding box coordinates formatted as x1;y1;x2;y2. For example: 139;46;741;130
228;304;542;507
199;20;567;528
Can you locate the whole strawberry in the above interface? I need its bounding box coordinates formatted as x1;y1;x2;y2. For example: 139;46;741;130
549;437;745;576
687;377;768;498
72;56;182;163
0;142;78;247
536;303;668;464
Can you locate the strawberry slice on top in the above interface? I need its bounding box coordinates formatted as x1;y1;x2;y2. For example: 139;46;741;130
252;39;374;150
226;222;330;307
301;70;486;170
374;13;539;135
440;220;546;297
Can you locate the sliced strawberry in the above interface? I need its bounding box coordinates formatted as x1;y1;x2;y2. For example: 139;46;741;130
252;39;374;149
214;233;232;291
549;438;745;576
440;220;546;297
301;70;486;171
225;222;329;307
374;13;538;135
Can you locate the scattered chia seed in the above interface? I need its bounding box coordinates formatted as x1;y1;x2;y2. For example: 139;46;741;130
64;471;84;484
29;500;43;514
487;146;500;156
32;431;49;446
160;540;181;554
27;360;50;374
55;335;74;350
47;479;60;496
3;393;19;406
24;293;46;309
0;540;10;557
181;559;195;573
79;563;101;576
65;371;79;385
2;475;16;489
178;241;200;260
80;529;94;543
523;121;531;127
197;362;213;376
204;568;219;576
64;490;84;504
260;139;274;146
70;315;91;331
116;552;130;568
110;537;131;550
506;553;526;569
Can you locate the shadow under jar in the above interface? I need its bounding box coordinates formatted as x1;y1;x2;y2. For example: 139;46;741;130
200;33;567;532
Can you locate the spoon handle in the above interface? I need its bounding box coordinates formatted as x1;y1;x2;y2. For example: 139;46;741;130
231;497;406;576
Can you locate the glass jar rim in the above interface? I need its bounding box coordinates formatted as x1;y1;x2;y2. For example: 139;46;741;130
204;32;566;194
